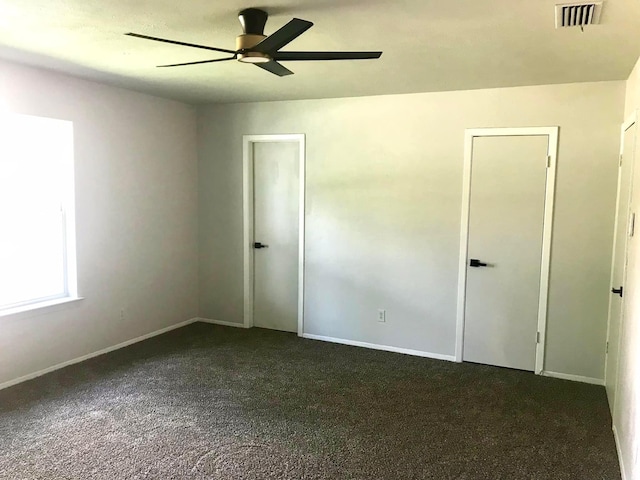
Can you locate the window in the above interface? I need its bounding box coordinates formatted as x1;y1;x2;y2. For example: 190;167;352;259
0;113;78;314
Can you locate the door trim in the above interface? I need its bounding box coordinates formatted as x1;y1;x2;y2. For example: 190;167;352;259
242;134;306;336
604;110;637;418
455;127;559;374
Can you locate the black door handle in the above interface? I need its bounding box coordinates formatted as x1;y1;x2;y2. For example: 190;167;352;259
254;242;269;249
469;259;488;267
612;286;623;297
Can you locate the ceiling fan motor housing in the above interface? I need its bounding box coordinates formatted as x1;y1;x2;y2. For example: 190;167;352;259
237;8;270;62
236;34;269;62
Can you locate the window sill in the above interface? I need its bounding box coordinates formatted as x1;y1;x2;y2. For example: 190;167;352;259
0;296;84;318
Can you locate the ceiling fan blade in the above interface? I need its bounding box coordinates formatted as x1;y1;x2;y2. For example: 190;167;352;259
158;56;237;68
126;33;236;55
254;60;294;77
252;18;313;53
274;51;383;61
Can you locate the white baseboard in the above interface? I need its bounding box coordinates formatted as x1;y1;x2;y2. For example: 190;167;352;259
0;318;199;392
541;371;605;386
197;318;248;328
612;425;628;480
302;333;456;362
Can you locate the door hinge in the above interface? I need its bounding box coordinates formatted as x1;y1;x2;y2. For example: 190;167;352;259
620;154;623;167
536;332;541;343
630;212;636;238
546;155;551;168
606;341;609;354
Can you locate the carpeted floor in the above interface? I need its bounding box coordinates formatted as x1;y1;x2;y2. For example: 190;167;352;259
0;322;620;479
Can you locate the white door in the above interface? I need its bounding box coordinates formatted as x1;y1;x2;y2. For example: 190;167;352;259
463;135;550;371
252;141;300;333
606;121;636;411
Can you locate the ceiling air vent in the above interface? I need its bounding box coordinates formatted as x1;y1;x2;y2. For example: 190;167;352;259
555;1;603;28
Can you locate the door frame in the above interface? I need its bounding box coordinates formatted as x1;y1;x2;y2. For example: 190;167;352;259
604;111;637;410
242;134;306;335
455;127;559;374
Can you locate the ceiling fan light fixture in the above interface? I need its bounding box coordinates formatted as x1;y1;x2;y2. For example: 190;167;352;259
237;52;271;64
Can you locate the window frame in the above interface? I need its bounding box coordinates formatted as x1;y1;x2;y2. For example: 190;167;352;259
0;113;80;317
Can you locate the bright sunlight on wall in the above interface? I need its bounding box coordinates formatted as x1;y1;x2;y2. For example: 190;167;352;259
0;113;77;314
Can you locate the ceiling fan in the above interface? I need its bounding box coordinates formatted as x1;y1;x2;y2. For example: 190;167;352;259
126;8;382;77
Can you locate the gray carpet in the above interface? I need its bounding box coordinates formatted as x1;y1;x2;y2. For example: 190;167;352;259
0;322;620;479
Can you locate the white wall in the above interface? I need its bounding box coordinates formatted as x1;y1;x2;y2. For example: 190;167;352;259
626;57;640;120
614;55;640;480
198;81;625;380
0;60;199;387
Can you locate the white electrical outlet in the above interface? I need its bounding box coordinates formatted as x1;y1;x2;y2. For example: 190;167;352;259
378;309;386;323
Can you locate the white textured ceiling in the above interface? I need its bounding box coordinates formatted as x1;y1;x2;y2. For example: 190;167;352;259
0;0;639;104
